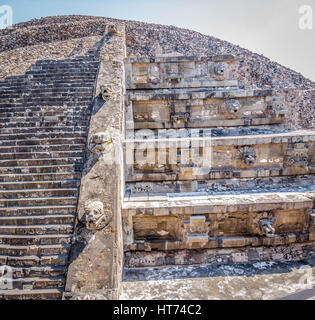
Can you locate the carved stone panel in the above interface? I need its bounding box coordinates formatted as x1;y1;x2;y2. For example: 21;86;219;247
125;54;239;89
133;215;182;241
128;90;285;129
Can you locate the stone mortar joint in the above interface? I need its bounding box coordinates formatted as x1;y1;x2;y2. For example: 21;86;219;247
259;218;275;237
226;99;241;114
80;200;111;231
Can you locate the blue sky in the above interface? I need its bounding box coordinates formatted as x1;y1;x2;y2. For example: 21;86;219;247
2;0;315;81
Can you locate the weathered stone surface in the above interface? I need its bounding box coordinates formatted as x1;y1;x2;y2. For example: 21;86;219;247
64;24;126;300
125;54;238;89
0;14;314;300
122;51;315;268
0;33;102;299
124;242;315;268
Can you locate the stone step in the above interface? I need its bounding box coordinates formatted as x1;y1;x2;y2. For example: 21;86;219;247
9;276;65;290
0;110;91;118
25;78;96;84
0;180;80;190
26;77;97;84
0;139;86;148
0;288;63;300
0;144;85;153
0;84;95;92
27;71;97;77
25;81;96;87
0;150;84;160
0;92;94;100
0;132;87;142
0;87;94;95
0;96;93;103
25;69;98;75
0;224;73;235
0;105;91;114
0;157;84;167
0;115;90;122
28;65;99;72
0;101;93;107
0;254;68;266
0;188;79;199
8;265;67;278
0;126;88;135
0;196;78;207
0;164;82;174
0;234;72;245
33;61;99;67
0;120;89;129
0;243;71;255
0;205;76;217
0;172;81;182
4;265;67;279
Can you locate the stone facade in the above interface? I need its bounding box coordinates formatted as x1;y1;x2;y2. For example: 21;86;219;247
122;50;315;268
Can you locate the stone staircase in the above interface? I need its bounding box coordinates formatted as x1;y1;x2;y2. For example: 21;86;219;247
122;53;315;268
0;44;101;299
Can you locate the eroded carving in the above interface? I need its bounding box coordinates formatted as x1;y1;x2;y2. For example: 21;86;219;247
107;24;117;35
133;184;153;193
185;215;210;234
238;146;256;166
285;142;309;166
226;99;241;114
80;200;110;231
213;62;226;76
259;218;275;237
170;112;190;124
267;98;287;117
100;85;111;100
88;131;113;156
250;211;275;237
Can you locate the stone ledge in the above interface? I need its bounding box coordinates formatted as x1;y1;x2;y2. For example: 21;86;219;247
123;191;315;214
127;54;238;64
127;233;311;252
127;88;273;100
124;242;315;268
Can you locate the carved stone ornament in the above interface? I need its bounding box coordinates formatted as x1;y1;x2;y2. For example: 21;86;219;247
286;143;309;166
213;62;226;75
259;218;275;237
89;131;113;156
107;24;117;35
267;98;287;117
99;85;110;100
238;146;256;166
251;211;275;237
80;200;110;231
226;99;241;114
170;112;190;123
